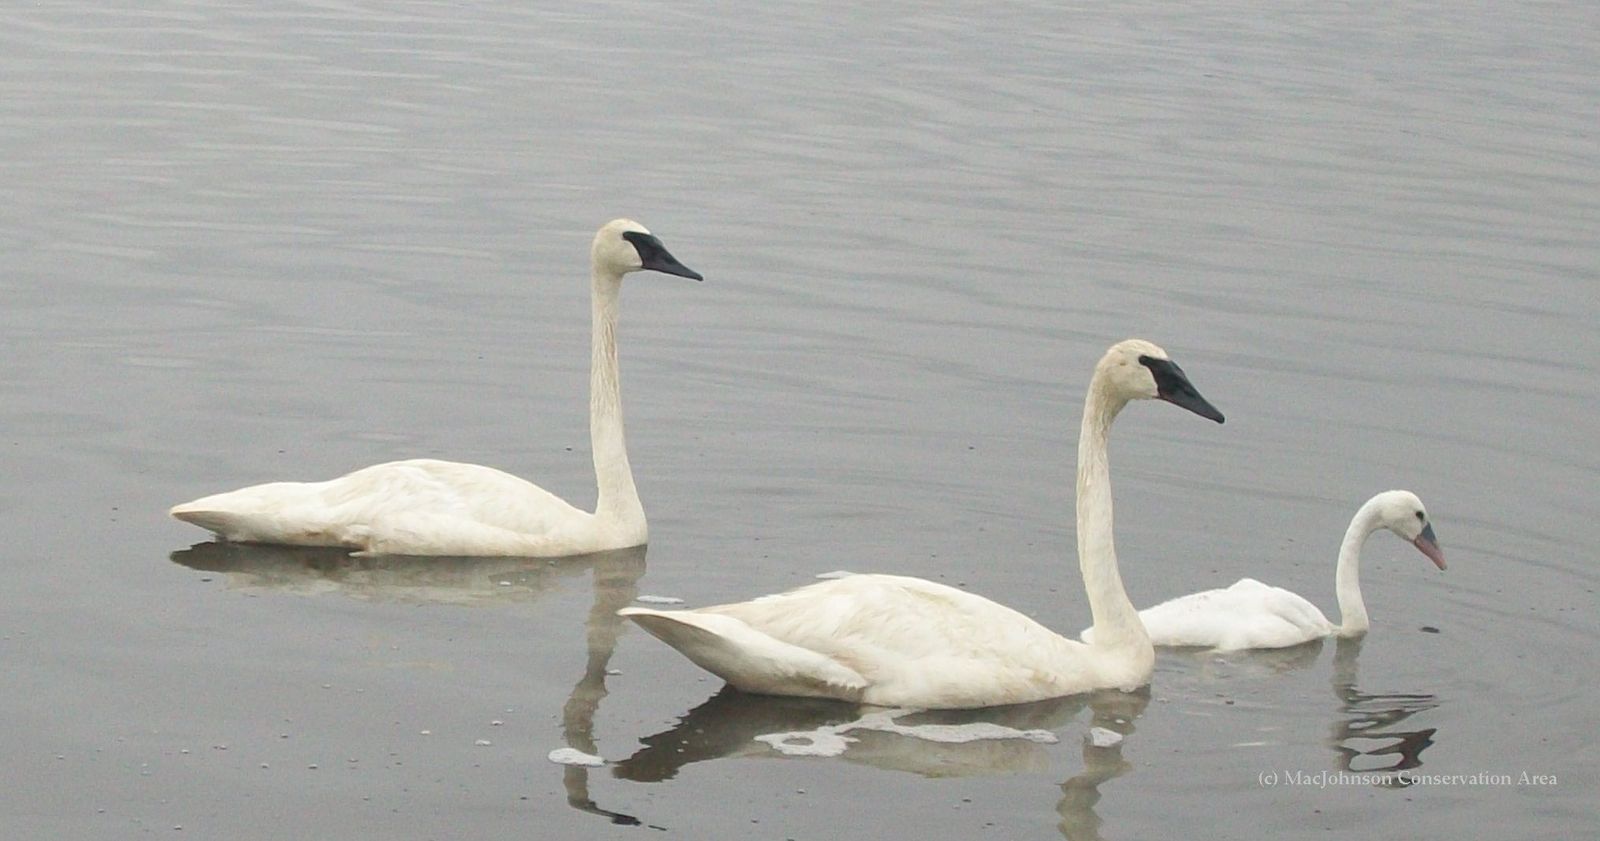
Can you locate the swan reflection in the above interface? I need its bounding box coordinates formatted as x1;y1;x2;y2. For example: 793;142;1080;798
555;547;649;825
616;688;1147;840
1328;637;1438;783
172;542;652;823
1168;637;1327;678
170;540;641;606
1056;692;1147;841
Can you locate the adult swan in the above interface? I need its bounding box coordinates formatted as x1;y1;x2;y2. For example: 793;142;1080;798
170;219;702;557
620;339;1225;709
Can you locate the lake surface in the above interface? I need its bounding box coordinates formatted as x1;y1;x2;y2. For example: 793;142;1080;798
3;1;1596;838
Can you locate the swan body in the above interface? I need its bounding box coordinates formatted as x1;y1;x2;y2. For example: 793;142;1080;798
622;339;1225;709
170;219;703;557
1082;491;1445;650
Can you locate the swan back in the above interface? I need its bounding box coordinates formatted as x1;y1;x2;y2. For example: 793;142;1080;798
1126;579;1335;650
626;575;1134;708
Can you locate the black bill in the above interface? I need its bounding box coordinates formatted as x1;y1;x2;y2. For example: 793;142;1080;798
1139;355;1225;423
622;230;703;281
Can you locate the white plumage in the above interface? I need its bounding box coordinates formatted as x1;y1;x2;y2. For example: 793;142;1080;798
622;339;1226;709
170;219;702;557
1082;490;1446;651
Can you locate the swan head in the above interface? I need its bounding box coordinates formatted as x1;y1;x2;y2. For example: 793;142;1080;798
592;219;703;281
1369;490;1446;570
1099;339;1225;423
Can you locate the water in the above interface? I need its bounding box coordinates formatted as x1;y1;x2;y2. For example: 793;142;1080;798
4;1;1596;837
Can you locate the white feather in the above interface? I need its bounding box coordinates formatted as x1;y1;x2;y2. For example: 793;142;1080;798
1082;491;1445;650
170;219;700;557
621;339;1225;709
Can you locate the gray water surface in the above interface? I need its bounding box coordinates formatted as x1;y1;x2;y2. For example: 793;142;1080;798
4;1;1597;838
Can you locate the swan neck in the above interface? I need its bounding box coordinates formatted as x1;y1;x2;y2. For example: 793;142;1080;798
1077;383;1147;653
1333;501;1381;635
589;268;643;531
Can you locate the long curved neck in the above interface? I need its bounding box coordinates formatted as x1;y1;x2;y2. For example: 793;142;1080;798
1077;380;1147;653
1333;501;1382;635
589;268;644;531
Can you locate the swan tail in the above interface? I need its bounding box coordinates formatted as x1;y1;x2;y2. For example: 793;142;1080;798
169;485;358;548
168;502;240;535
618;608;868;702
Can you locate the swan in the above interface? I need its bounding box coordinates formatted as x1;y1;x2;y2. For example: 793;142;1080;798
620;339;1225;709
1081;491;1445;651
169;219;702;557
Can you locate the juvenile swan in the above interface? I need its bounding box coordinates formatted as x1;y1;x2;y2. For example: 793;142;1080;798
620;339;1225;709
170;219;702;557
1082;491;1445;651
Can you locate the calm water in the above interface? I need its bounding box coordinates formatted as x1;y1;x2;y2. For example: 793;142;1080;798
4;1;1596;838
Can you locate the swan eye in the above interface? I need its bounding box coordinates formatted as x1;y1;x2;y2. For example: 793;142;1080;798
1415;511;1425;522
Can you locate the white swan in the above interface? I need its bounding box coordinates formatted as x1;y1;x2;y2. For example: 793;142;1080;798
169;219;702;557
1082;491;1445;651
620;339;1225;709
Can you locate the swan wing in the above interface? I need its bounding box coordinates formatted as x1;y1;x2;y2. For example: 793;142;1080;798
629;575;1095;708
1236;579;1331;636
358;460;587;532
1111;578;1333;650
618;608;870;700
170;459;591;553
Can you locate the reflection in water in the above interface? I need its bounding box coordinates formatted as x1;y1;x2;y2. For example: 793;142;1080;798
616;688;1148;841
1328;638;1439;782
614;690;861;781
170;541;634;606
1055;691;1148;841
172;541;651;823
1168;637;1326;678
557;547;648;826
